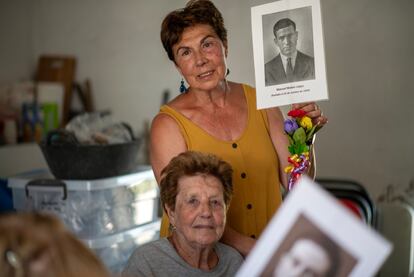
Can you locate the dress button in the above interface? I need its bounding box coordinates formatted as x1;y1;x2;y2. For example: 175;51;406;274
232;143;237;148
250;235;256;239
247;204;252;209
241;172;246;179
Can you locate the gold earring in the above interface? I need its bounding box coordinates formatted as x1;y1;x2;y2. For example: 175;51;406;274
169;224;177;232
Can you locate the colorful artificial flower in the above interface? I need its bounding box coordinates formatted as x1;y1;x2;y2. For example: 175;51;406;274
284;119;298;135
299;116;313;130
287;109;307;118
283;109;322;191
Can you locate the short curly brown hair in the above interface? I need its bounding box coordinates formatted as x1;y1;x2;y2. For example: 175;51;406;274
160;151;233;212
160;0;228;62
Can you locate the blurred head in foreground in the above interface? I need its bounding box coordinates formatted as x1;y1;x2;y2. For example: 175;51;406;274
0;212;111;277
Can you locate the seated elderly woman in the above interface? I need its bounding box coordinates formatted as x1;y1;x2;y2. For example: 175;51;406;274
122;151;243;276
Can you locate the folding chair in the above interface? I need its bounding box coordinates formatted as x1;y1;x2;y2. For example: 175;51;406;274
316;178;376;227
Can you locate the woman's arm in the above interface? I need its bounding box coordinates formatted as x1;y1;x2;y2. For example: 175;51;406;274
220;225;256;257
150;113;188;183
265;107;291;189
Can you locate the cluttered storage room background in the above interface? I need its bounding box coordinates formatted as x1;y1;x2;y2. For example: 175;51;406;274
0;0;413;275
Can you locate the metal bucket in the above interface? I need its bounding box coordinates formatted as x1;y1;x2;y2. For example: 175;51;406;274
39;139;141;180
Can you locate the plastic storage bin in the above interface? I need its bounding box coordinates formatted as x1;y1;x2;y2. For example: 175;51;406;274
8;168;160;239
86;219;161;273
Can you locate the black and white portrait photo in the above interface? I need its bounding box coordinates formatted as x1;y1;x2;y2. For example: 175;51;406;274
260;214;357;277
251;0;329;109
236;177;392;277
263;7;315;86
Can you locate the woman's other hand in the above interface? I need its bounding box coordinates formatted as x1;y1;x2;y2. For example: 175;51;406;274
292;102;328;126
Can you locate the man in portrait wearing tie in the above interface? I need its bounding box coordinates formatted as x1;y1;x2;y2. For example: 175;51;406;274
265;18;315;86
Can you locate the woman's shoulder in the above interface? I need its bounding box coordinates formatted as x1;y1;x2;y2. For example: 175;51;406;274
231;82;254;92
127;238;176;264
130;238;170;257
165;92;193;111
232;82;257;105
242;83;255;91
122;239;173;276
160;93;200;121
216;242;244;261
152;103;184;129
228;81;254;92
151;111;180;144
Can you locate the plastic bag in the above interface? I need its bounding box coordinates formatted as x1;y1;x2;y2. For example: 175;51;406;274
65;113;133;144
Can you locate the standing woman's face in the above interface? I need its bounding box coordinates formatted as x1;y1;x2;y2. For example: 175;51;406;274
172;24;228;92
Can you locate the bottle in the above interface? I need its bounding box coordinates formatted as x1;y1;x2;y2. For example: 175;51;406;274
22;103;33;142
32;103;43;143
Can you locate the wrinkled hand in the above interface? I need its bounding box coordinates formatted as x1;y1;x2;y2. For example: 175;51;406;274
292;102;328;126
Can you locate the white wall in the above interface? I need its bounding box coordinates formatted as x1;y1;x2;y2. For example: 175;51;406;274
1;0;413;199
30;0;185;127
317;0;414;199
0;0;34;83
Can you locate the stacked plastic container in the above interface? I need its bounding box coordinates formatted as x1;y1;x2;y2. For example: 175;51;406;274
8;168;161;273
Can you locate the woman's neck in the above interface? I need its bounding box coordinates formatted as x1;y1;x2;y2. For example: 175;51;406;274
189;80;232;108
168;235;219;271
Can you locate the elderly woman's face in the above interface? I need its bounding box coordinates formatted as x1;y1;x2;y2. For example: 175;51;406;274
167;174;227;247
172;24;227;92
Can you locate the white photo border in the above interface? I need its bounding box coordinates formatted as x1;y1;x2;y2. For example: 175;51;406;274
236;176;392;277
251;0;329;109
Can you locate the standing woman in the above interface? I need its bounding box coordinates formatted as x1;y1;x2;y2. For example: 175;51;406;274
151;0;327;256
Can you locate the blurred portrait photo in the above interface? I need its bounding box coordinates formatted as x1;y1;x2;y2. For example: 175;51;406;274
260;214;357;277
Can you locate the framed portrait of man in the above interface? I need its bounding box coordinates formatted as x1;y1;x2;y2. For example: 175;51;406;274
236;177;392;277
251;0;329;109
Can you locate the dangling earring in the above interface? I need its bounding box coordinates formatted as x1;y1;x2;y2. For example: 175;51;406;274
179;79;187;93
223;68;230;91
169;223;177;233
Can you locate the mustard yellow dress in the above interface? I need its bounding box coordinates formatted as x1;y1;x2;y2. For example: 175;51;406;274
158;84;282;239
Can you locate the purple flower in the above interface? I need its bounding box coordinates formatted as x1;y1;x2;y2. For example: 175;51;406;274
284;119;298;134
